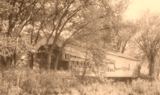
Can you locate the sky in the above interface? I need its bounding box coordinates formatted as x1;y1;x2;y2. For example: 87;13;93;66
124;0;160;21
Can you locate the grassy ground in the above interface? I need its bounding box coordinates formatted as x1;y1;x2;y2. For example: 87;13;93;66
0;68;160;95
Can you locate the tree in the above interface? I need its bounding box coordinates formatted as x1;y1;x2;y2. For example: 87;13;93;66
136;13;160;79
0;0;43;68
0;0;41;36
98;0;130;51
115;21;137;53
69;0;130;77
28;0;91;70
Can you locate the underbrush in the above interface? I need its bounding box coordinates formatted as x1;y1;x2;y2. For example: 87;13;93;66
0;68;160;95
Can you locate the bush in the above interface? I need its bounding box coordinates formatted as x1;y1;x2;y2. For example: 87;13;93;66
1;68;160;95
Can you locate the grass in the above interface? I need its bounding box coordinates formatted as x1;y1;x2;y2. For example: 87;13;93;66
0;67;160;95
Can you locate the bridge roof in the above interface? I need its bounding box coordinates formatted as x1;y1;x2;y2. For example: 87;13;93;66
106;51;140;62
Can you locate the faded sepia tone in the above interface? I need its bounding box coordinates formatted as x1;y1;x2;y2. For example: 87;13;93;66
0;0;160;95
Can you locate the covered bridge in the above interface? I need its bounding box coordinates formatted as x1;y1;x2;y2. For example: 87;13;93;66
101;51;140;78
34;37;92;70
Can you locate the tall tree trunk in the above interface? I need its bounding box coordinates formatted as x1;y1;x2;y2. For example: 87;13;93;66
29;52;34;69
148;56;156;79
120;41;128;53
47;51;52;70
47;36;58;70
54;53;60;71
13;51;16;66
116;40;122;51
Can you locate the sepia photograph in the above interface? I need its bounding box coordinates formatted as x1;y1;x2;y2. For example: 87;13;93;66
0;0;160;95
